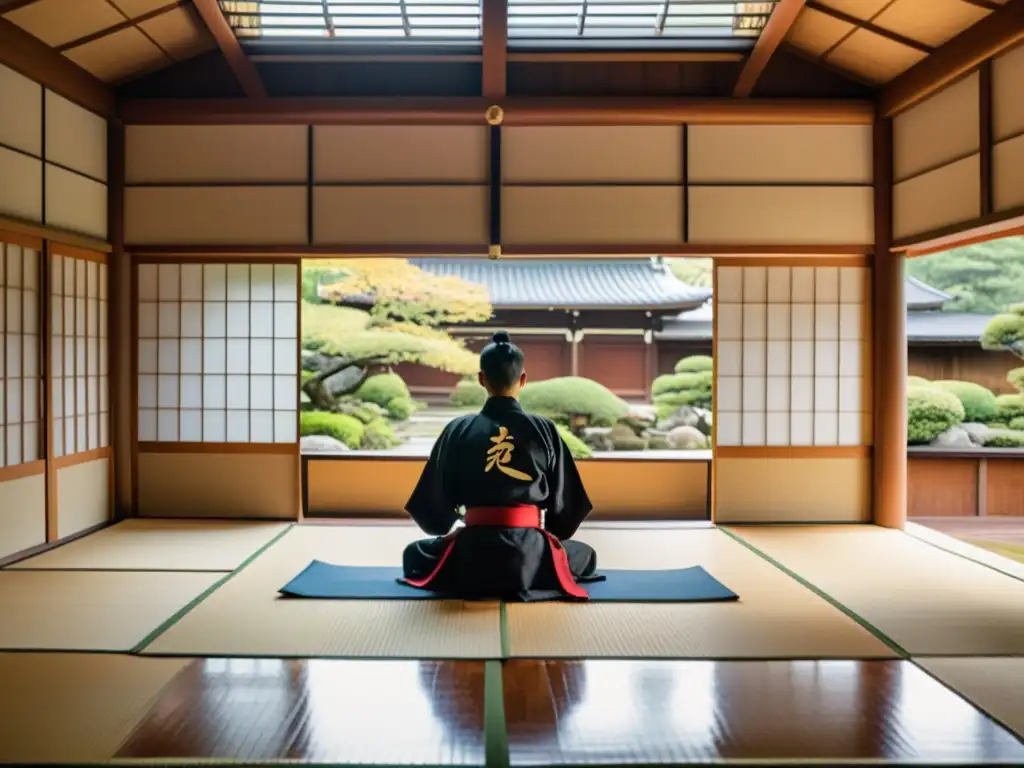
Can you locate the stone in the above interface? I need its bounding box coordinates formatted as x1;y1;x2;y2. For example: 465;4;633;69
611;422;648;451
582;427;614;452
657;405;712;436
666;425;708;450
646;429;671;450
931;426;976;449
300;435;349;453
959;422;991;446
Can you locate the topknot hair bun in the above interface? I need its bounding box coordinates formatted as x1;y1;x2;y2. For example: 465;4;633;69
492;330;512;344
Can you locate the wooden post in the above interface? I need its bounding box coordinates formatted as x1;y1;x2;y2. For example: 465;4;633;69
872;117;907;529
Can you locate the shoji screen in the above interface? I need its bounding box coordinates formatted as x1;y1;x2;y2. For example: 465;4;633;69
50;246;111;538
993;43;1024;213
135;261;300;519
714;261;871;523
0;235;45;559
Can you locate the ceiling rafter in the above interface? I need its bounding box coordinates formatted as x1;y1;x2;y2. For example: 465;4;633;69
804;0;932;54
192;0;266;98
734;0;807;97
56;0;188;53
880;0;1024;116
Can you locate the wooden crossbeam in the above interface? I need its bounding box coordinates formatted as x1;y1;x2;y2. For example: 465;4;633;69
0;17;114;117
481;0;508;98
733;0;807;98
879;0;1024;117
192;0;267;99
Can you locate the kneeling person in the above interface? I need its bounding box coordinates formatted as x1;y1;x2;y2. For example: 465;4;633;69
402;331;599;601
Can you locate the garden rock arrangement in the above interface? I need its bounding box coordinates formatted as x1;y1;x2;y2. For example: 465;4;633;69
908;374;1024;449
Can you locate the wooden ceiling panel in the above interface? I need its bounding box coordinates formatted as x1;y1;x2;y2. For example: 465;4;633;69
787;6;855;57
139;5;213;61
873;0;990;48
827;26;928;82
4;0;124;47
64;25;169;82
813;0;892;21
108;0;182;18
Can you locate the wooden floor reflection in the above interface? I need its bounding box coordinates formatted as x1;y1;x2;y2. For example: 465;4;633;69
503;659;1024;764
116;658;486;764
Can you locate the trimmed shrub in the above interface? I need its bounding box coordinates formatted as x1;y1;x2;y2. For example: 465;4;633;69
386;396;416;421
995;393;1024;422
907;376;932;388
907;386;965;444
654;402;681;421
985;432;1024;448
300;411;364;449
556;425;592;460
520;377;630;427
932;380;999;423
989;422;1009;429
354;373;410;409
1009;417;1024;431
1009;367;1024;394
362;419;402;449
450;378;488;408
338;401;385;424
651;371;713;398
674;355;714;374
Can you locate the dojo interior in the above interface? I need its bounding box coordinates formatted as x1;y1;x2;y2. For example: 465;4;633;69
2;0;1024;764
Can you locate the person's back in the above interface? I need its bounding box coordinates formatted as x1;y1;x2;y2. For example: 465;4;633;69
401;331;600;601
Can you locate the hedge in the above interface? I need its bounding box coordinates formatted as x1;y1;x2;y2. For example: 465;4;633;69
995;394;1024;422
907;385;964;444
907;376;932;388
932;380;998;423
519;377;630;426
354;373;410;409
450;379;488;408
985;432;1024;448
1009;367;1024;394
556;425;592;460
1009;417;1024;431
651;371;713;398
300;411;364;449
674;355;714;374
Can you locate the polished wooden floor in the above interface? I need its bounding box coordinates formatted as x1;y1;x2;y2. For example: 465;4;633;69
112;657;1024;765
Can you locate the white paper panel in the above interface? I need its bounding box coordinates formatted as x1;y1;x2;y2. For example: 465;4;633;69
894;72;979;182
45;164;108;239
893;154;981;239
45;90;108;182
993;134;1024;213
0;146;43;223
993;42;1024;142
0;64;42;156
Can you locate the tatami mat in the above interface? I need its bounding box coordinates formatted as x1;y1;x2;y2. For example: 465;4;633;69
917;657;1024;740
0;653;189;764
504;528;896;659
728;525;1024;656
141;525;503;659
905;522;1024;583
9;519;291;572
0;570;221;651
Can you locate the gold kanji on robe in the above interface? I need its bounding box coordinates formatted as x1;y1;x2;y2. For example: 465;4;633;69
485;426;533;481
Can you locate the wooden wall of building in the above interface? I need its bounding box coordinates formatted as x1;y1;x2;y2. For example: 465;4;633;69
713;262;872;523
909;346;1022;395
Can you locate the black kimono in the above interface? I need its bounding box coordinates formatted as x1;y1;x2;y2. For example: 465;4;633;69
402;396;600;601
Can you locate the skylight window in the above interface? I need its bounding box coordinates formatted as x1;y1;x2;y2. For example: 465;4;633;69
221;0;483;40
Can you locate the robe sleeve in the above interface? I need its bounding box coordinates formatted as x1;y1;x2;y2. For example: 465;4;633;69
543;420;593;540
405;423;459;536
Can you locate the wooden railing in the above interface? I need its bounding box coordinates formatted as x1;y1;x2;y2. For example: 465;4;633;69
908;448;1024;517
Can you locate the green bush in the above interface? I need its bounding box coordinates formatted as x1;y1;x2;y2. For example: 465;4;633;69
336;401;385;424
907;386;965;444
995;394;1024;422
1009;417;1024;431
300;411;364;449
651;371;713;398
362;419;402;449
989;422;1009;429
654;402;680;421
932;380;998;423
556;425;592;460
985;432;1024;448
520;377;630;427
386;396;416;421
907;376;932;388
674;355;714;374
354;373;410;409
1009;367;1024;394
450;379;488;408
301;369;317;385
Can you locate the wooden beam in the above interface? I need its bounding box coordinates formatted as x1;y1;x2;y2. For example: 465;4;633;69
119;96;875;125
733;0;807;97
191;0;267;99
0;18;114;117
879;0;1024;117
481;0;507;98
872;116;907;530
979;58;993;216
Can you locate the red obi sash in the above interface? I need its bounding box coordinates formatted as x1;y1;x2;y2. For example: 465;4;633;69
402;505;589;599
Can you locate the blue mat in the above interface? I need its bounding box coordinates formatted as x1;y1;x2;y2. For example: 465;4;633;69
279;560;739;602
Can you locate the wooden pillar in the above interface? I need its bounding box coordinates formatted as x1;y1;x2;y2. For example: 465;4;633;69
872;117;907;529
108;119;131;518
644;333;657;400
570;332;581;377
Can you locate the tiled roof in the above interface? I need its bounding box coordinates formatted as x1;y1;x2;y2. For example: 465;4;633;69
905;276;952;310
409;258;712;311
